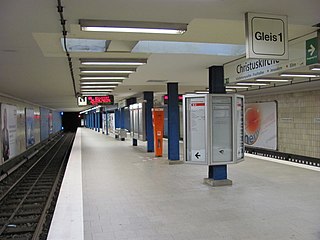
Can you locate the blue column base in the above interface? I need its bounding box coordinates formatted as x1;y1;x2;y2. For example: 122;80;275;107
205;165;232;186
208;165;227;180
133;138;137;146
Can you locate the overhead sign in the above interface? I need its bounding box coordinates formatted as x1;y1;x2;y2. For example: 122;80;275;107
78;96;87;106
224;32;317;83
87;95;114;105
306;37;318;65
245;12;288;60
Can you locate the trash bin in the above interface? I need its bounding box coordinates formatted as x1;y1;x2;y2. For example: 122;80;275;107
119;129;127;141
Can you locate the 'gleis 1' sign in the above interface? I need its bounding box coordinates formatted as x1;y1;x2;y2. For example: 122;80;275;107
245;12;288;60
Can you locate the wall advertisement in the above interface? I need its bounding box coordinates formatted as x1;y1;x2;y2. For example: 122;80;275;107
245;101;277;150
1;104;17;163
25;108;35;148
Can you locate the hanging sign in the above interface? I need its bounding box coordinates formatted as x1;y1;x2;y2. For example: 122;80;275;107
245;12;288;60
78;96;87;106
87;95;114;105
224;32;317;83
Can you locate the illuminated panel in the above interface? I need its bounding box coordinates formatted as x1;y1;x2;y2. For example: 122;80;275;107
87;95;114;105
163;94;183;104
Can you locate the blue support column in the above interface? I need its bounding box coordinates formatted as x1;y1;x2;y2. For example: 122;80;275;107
120;108;125;129
90;113;92;129
167;83;180;161
91;112;93;129
97;111;100;132
115;109;120;129
144;91;154;152
87;114;89;128
94;111;97;131
207;66;230;185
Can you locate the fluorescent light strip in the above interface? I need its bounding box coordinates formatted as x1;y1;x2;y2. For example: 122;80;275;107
82;62;145;66
195;91;209;94
82;93;110;96
81;77;126;80
80;81;122;85
80;105;102;114
81;70;134;73
256;79;290;82
236;82;268;86
310;65;320;71
280;73;320;78
80;85;117;89
81;26;185;34
226;86;250;89
81;88;114;92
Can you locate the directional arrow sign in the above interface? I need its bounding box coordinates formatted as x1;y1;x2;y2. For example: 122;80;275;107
308;44;315;56
306;37;318;65
195;152;201;159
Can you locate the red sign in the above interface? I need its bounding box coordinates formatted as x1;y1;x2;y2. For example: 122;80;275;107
87;95;114;105
163;94;183;104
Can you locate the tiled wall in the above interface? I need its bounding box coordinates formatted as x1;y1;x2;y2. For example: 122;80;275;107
246;90;320;159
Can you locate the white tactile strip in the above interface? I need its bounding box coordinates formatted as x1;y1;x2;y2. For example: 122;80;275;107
47;128;84;240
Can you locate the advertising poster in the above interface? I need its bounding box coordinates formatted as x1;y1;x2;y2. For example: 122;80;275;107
245;102;277;150
1;104;17;162
49;111;53;135
25;108;35;148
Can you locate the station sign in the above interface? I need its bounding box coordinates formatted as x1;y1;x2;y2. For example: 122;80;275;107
306;37;318;65
87;95;114;105
245;12;288;60
224;32;317;83
77;96;87;106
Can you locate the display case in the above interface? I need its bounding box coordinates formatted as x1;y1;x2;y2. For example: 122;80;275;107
129;103;146;141
183;94;244;165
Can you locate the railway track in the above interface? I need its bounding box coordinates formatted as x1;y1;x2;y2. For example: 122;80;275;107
0;133;75;240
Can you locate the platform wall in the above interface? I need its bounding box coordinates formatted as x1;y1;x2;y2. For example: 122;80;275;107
246;89;320;159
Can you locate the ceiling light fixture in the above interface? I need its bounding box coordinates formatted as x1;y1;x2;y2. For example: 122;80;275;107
226;89;236;92
80;67;136;74
280;73;320;78
310;65;320;71
81;70;134;74
256;78;291;82
79;19;187;35
81;93;111;97
81;89;113;92
80;81;123;85
80;85;117;89
80;77;127;80
194;91;209;94
236;82;268;86
225;86;250;89
80;58;147;66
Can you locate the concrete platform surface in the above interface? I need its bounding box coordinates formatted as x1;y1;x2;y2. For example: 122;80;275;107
49;128;320;240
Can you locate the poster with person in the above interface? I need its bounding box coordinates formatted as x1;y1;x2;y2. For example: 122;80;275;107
25;108;35;148
1;104;17;162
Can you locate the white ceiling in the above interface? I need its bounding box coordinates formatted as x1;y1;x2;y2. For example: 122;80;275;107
0;0;319;111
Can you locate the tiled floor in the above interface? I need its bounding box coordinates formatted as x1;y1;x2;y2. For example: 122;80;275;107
81;128;320;240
